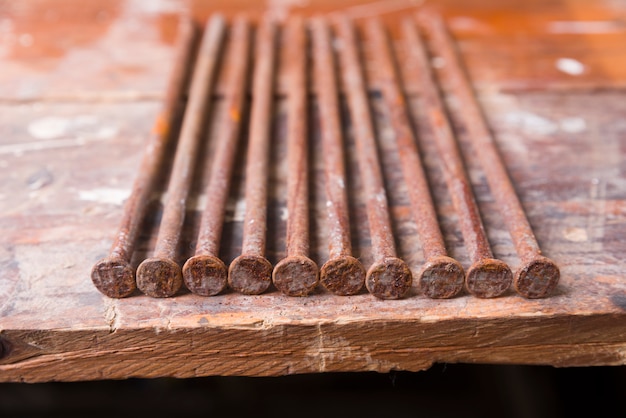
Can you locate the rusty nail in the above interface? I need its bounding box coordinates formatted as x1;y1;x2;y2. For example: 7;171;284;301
91;18;196;298
136;15;226;298
228;16;277;295
335;16;412;300
408;15;512;298
181;16;252;296
421;12;559;298
272;17;320;297
366;18;464;299
311;16;365;296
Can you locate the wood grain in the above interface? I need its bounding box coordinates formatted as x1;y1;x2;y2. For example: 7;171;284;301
1;0;626;382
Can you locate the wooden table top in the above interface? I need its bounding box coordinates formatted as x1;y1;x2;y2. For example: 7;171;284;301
1;0;626;382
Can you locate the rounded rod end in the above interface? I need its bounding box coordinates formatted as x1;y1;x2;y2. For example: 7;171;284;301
514;256;560;299
465;258;512;298
182;255;228;296
228;254;273;295
320;255;366;296
366;257;413;300
272;256;319;297
418;256;465;299
136;258;183;298
91;257;136;298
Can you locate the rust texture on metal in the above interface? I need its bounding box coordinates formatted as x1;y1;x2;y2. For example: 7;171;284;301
228;16;277;295
367;18;464;299
136;15;226;298
335;16;412;300
272;17;320;297
90;18;196;299
311;16;365;296
182;16;252;296
405;15;512;298
420;12;559;299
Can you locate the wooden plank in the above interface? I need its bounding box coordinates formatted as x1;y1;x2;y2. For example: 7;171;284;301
1;0;626;382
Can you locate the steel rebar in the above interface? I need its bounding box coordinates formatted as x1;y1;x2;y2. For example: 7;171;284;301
91;18;196;298
227;16;277;295
136;15;226;298
182;15;252;296
311;16;366;296
420;12;559;298
272;17;320;296
367;18;464;299
407;15;512;298
335;16;412;300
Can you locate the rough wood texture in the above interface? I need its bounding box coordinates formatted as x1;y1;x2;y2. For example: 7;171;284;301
1;0;626;382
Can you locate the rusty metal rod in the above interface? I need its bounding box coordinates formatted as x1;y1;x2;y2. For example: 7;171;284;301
405;16;511;298
227;16;277;295
91;19;196;298
136;15;226;298
366;18;464;299
182;16;252;296
420;12;559;298
311;16;365;296
272;17;320;296
335;16;412;300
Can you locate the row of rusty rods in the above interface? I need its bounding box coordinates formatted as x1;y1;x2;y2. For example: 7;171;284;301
399;16;513;299
90;18;196;298
182;16;252;296
311;17;366;296
135;15;227;298
365;18;465;299
227;17;277;295
94;14;556;300
419;12;560;298
336;16;413;300
272;17;321;296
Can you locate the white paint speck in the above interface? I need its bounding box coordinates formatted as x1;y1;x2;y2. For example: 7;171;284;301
124;0;183;14
96;126;119;139
560;117;587;133
556;58;585;76
548;20;624;34
19;33;33;47
79;188;130;205
505;111;558;135
28;117;70;140
563;227;588;242
27;115;104;140
448;16;489;33
280;207;289;221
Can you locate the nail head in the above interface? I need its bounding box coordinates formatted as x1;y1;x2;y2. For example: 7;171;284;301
418;256;465;299
136;257;183;298
465;258;512;298
182;255;228;296
366;257;413;300
320;255;366;296
228;254;273;295
91;257;136;298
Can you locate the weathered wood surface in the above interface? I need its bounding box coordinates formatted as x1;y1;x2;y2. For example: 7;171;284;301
1;0;626;382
